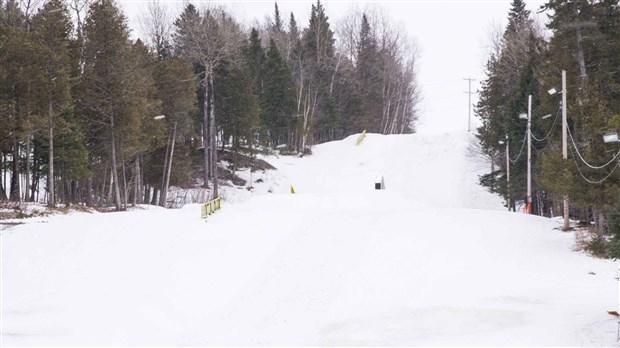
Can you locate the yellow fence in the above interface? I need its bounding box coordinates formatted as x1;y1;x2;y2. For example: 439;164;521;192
356;130;367;146
200;197;221;219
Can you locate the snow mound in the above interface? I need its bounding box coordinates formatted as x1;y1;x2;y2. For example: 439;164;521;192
269;131;504;210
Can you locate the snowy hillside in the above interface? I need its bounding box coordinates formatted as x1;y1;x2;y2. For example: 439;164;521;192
2;131;618;346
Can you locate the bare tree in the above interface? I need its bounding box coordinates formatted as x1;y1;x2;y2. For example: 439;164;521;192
67;0;92;74
138;0;171;60
335;5;421;135
174;4;244;198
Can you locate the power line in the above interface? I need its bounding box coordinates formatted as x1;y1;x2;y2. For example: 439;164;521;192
530;104;561;143
509;132;527;164
567;126;620;170
568;138;620;184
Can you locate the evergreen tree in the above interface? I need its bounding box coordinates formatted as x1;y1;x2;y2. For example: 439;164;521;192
215;57;259;171
286;12;299;62
356;13;381;133
31;0;74;206
538;0;620;241
263;38;297;147
272;2;283;32
151;57;196;198
301;0;338;145
77;0;141;210
476;0;543;211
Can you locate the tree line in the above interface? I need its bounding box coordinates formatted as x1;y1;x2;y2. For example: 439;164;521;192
0;0;420;209
476;0;620;257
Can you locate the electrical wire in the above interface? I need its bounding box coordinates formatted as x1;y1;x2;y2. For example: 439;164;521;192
530;104;561;142
568;139;620;184
567;126;620;170
509;131;527;164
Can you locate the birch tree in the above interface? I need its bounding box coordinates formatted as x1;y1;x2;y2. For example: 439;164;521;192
173;3;244;198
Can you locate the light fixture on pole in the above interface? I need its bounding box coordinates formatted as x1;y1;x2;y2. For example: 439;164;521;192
546;73;569;230
603;132;619;143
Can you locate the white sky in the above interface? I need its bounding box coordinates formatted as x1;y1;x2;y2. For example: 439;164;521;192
118;0;547;134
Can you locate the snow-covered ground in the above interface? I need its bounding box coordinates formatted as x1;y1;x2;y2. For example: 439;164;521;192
1;131;618;346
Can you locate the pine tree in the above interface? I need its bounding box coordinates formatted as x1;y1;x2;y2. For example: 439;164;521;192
263;38;297;147
273;2;283;32
151;57;196;205
538;0;620;239
77;0;140;211
215;57;259;171
286;12;299;62
356;13;381;133
172;4;245;197
476;0;544;211
31;0;74;206
301;0;338;145
0;6;48;202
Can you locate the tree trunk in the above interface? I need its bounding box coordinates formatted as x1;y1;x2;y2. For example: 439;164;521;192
138;156;144;204
202;74;210;188
593;207;607;238
574;2;587;79
110;115;122;211
65;179;72;207
144;184;150;205
0;155;6;200
160;132;170;206
10;134;21;202
209;71;219;198
162;122;177;207
151;187;159;205
86;178;93;207
133;156;139;207
48;99;55;207
121;144;128;210
25;135;31;202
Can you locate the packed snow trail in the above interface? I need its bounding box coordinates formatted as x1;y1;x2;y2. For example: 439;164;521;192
2;132;617;346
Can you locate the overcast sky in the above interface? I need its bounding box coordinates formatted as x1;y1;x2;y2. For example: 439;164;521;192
118;0;547;134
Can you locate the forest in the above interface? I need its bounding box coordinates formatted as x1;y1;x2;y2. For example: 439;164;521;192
476;0;620;257
0;0;420;209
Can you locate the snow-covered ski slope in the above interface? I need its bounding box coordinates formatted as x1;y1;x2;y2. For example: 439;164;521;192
2;131;618;346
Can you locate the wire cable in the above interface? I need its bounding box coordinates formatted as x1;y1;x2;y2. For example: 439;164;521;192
568;139;620;184
567;126;620;170
509;131;527;164
530;104;561;142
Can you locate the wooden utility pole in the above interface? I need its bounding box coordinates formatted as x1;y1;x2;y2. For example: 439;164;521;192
562;70;569;230
464;78;476;132
506;135;511;211
527;94;532;214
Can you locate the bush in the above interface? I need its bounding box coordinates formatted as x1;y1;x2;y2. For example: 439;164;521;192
609;236;620;260
585;236;610;258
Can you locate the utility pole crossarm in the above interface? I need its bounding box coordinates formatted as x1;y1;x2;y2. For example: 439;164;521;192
464;78;476;132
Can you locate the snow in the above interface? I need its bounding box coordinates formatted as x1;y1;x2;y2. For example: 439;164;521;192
1;131;618;346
